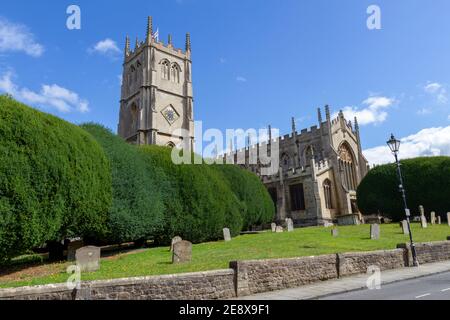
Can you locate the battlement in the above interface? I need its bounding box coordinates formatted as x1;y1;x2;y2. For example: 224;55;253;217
124;16;191;62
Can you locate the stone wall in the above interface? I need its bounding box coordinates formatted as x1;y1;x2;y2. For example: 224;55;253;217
2;240;450;300
230;254;338;296
0;269;235;300
398;241;450;266
338;249;406;277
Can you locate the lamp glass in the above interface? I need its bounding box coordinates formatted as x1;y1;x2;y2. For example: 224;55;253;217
387;134;401;153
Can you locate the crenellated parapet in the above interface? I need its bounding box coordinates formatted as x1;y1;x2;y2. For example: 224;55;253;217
124;16;191;64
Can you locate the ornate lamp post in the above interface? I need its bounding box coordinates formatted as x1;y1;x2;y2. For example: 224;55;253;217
386;134;419;267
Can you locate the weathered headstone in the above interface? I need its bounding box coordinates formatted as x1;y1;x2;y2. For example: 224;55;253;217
286;218;294;232
271;223;276;232
67;240;84;261
437;216;442;225
370;224;380;240
430;211;436;225
448;212;450;226
324;222;334;227
419;205;425;217
275;226;283;233
401;220;409;235
331;228;339;237
75;246;101;272
420;215;428;228
170;236;182;252
172;240;192;264
223;228;231;241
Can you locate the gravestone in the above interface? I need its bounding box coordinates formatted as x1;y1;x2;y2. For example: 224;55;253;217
401;220;409;235
419;205;425;217
275;226;283;233
75;246;101;272
223;228;231;241
271;223;276;232
437;216;442;225
370;224;380;240
170;236;182;252
421;215;428;228
67;240;84;261
286;218;294;232
430;211;436;225
324;222;334;228
172;240;192;264
448;212;450;226
331;228;339;237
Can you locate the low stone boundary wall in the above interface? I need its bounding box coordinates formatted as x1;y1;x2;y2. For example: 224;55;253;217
338;249;406;277
230;255;338;296
0;269;235;300
2;239;450;300
398;240;450;266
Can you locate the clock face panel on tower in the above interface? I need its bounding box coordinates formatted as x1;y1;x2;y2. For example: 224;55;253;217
161;105;180;125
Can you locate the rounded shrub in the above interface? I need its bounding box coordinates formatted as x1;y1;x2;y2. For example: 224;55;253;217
212;164;274;229
139;145;243;244
0;96;111;262
357;156;450;221
80;123;165;244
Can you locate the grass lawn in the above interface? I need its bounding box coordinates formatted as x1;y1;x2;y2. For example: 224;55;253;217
1;223;449;289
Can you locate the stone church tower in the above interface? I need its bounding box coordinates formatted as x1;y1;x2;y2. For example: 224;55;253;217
118;17;194;150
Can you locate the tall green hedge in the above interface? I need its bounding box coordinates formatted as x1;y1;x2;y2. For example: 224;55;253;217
357;156;450;221
0;96;111;262
212;164;274;229
139;145;243;244
80;123;165;243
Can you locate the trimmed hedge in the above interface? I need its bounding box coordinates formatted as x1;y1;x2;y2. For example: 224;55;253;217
80;124;165;244
139;146;243;244
0;96;111;262
212;164;274;229
357;156;450;221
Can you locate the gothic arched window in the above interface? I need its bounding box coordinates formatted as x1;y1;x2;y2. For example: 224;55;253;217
129;66;136;84
161;60;170;80
281;153;290;172
166;141;176;148
170;63;180;83
338;142;357;191
305;145;314;165
323;179;333;209
129;103;138;134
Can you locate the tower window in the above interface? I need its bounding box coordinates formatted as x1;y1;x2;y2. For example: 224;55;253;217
170;63;180;83
161;60;170;80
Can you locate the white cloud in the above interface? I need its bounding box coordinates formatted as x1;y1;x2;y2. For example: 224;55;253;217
424;82;448;104
89;38;120;56
236;76;247;82
363;126;450;165
0;71;89;113
338;96;395;126
0;18;44;57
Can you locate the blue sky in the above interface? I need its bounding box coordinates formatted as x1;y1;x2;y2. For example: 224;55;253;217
1;0;450;164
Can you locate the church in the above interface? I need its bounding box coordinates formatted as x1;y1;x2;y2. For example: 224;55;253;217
118;17;369;227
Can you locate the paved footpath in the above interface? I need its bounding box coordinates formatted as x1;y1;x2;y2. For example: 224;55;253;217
236;260;450;300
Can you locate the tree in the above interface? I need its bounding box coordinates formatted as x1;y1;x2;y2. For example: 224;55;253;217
212;164;274;229
357;156;450;221
0;97;111;262
80;123;165;244
139;146;243;244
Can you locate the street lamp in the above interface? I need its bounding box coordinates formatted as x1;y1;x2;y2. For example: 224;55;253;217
386;134;419;267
